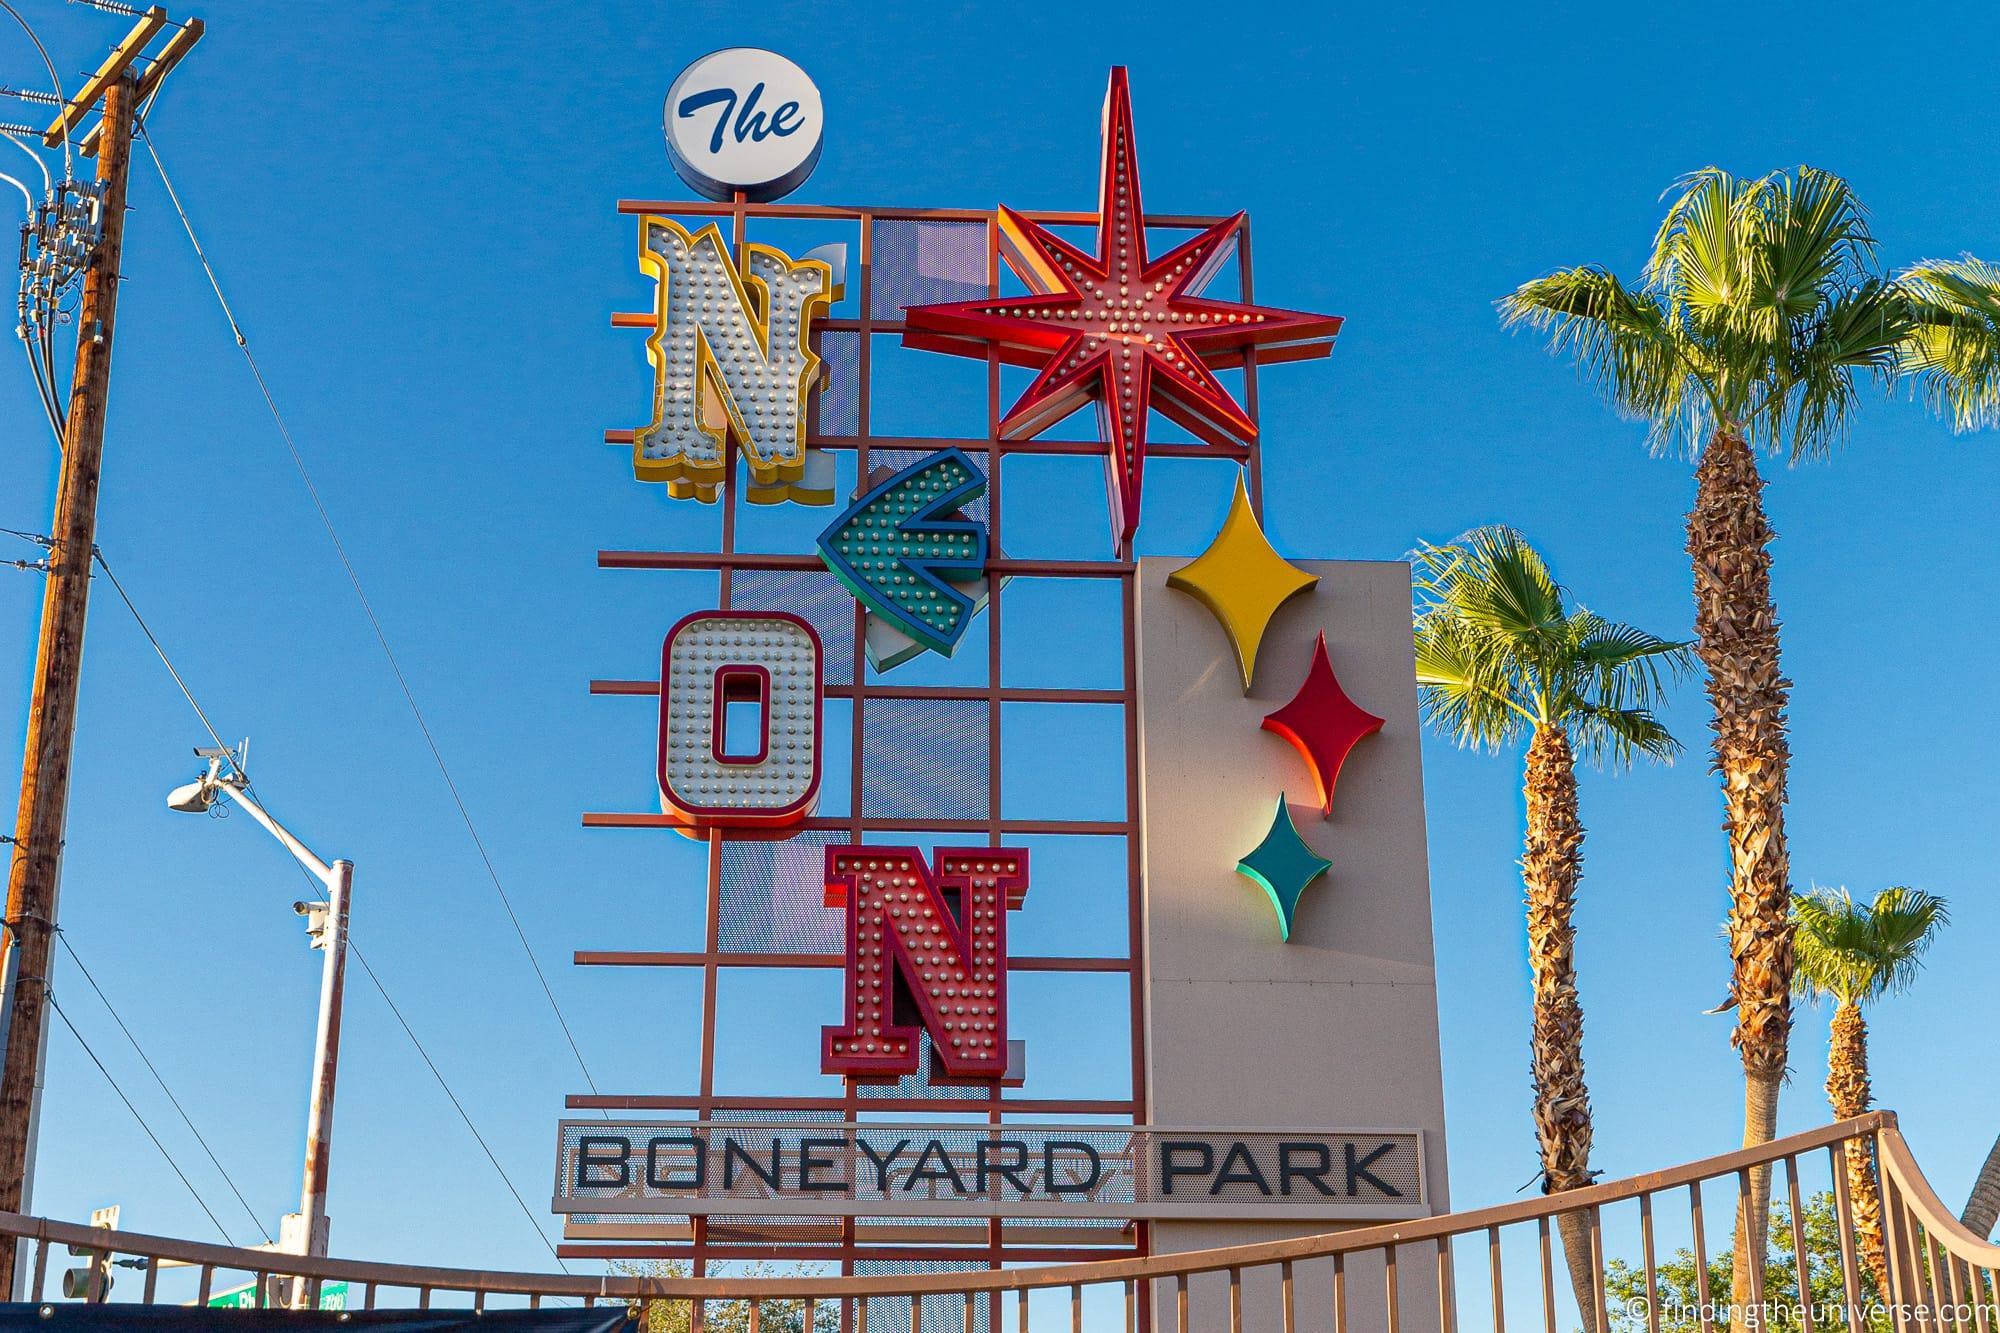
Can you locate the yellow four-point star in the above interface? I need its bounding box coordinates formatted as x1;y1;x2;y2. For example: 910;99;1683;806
1167;476;1320;691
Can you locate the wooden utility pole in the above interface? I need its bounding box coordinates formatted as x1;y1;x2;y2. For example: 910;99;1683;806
0;71;137;1298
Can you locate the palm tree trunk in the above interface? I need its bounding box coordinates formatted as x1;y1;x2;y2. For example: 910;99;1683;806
1732;1072;1780;1326
1522;725;1599;1333
1963;1134;2000;1240
1688;426;1796;1326
1826;1001;1886;1292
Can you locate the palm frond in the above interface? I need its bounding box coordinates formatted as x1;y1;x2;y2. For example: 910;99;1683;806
1413;615;1533;753
1753;166;1877;329
1571;703;1681;767
1647;167;1756;324
1768;279;1913;461
1897;255;2000;432
1857;886;1951;997
1506;164;1902;462
1792;884;1949;1005
1441;528;1565;640
1499;267;1695;447
1568;612;1695;721
1411;527;1685;769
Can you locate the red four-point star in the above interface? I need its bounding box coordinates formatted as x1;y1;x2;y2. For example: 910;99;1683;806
1262;633;1385;817
901;67;1341;543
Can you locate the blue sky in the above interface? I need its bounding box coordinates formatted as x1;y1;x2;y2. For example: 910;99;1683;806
3;0;1999;1291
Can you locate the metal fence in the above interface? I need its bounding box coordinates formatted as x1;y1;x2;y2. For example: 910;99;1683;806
9;1112;1998;1333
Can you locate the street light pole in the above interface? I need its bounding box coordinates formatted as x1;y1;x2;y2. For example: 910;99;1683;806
167;759;349;1291
295;857;349;1265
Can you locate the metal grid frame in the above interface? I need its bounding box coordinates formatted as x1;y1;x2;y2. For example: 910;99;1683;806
577;193;1271;1306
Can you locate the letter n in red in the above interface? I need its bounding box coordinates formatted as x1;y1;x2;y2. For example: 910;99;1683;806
820;846;1028;1084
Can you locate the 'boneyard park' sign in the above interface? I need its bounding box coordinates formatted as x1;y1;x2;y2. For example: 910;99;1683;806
554;1123;1427;1222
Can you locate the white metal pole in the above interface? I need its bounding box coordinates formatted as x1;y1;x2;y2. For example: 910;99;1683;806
299;858;349;1262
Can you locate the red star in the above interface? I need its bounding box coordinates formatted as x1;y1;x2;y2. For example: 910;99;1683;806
902;68;1341;543
1262;633;1384;817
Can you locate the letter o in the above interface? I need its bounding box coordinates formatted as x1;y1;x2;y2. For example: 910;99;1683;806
659;611;822;829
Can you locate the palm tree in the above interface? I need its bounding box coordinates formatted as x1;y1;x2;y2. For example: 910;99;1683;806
1414;526;1690;1333
1791;885;1949;1291
1890;257;2000;1238
1962;1139;2000;1241
1501;167;1916;1306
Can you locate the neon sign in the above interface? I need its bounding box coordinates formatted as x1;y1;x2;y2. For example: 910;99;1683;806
657;611;823;832
662;48;825;204
555;1122;1426;1222
820;846;1028;1085
901;68;1340;541
817;448;990;662
628;217;841;506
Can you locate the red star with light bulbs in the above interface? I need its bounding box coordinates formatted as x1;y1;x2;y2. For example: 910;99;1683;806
901;67;1342;544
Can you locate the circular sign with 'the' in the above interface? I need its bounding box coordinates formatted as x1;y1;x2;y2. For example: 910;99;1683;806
663;48;824;203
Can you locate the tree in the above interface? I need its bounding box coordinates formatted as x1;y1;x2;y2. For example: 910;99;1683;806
1890;256;2000;1237
1605;1192;1888;1333
1792;884;1949;1289
1963;1136;2000;1241
610;1260;841;1333
1415;526;1691;1333
1501;166;1916;1309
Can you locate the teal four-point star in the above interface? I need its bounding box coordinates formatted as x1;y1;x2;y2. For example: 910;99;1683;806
1234;796;1332;942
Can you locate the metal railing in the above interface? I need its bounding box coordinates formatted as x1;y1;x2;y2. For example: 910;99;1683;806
5;1112;1993;1332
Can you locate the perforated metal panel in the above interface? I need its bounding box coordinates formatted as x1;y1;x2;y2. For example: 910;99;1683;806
868;220;989;320
718;830;846;953
815;330;860;437
557;1123;1424;1216
860;699;989;821
733;569;856;686
706;1110;848;1243
852;1031;985;1103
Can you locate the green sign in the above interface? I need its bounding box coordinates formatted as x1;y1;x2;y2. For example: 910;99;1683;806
206;1278;347;1310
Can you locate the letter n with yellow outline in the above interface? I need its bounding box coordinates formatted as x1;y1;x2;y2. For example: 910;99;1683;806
629;217;843;505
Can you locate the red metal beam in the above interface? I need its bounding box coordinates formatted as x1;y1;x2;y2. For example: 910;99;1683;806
600;428;1249;461
590;680;1122;704
573;951;1129;972
617;198;1229;229
596;551;1133;579
580;813;1129;835
564;1094;1139;1115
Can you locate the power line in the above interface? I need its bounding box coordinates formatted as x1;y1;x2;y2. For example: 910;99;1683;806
223;829;569;1269
90;544;240;771
84;540;569;1269
0;0;72;181
135;119;609;1109
46;991;235;1245
192;834;570;1271
340;934;570;1271
1;527;51;572
55;932;273;1244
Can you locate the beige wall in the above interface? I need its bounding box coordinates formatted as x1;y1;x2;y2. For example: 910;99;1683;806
1136;558;1450;1329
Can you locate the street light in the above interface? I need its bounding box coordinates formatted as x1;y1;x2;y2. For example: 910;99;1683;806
167;747;350;1296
